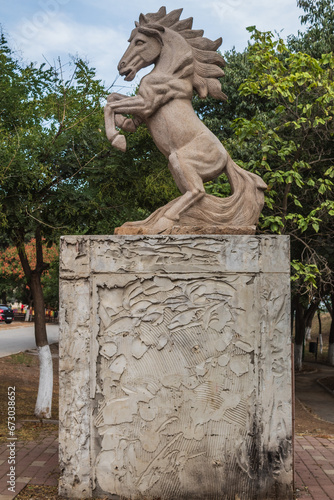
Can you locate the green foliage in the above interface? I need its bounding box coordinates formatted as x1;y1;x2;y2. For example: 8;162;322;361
0;34;114;316
291;260;320;288
229;27;334;296
0;33;106;236
192;48;274;143
2;5;334;315
1;31;165;240
0;31;184;314
41;257;59;309
289;0;334;57
95;123;180;223
205;174;231;198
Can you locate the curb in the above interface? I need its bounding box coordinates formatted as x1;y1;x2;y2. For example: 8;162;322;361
296;397;334;425
317;377;334;398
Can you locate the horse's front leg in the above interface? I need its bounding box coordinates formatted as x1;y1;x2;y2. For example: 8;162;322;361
114;114;143;133
104;105;127;152
105;94;133;151
104;94;145;151
106;92;128;103
106;94;149;116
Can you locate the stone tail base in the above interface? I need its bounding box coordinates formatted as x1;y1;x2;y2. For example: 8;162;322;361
114;224;256;235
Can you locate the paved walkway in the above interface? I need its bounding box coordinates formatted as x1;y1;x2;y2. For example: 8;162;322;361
295;435;334;499
0;323;59;358
0;431;58;499
0;361;333;499
0;432;333;499
296;363;334;423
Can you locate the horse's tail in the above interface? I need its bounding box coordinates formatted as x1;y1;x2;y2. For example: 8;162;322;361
177;154;267;228
222;154;268;226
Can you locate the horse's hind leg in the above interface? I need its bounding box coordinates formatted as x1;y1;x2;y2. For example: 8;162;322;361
164;151;205;221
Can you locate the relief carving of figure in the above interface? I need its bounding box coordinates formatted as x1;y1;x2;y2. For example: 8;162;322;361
104;7;267;234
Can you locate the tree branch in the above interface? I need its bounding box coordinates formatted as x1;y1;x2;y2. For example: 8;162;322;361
14;230;32;282
26;208;68;230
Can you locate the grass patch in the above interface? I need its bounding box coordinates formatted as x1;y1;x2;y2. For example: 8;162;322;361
7;352;39;367
0;346;59;443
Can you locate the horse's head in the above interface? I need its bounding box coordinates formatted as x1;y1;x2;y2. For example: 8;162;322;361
118;25;164;81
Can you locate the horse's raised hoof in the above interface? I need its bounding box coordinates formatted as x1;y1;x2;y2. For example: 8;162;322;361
111;134;127;152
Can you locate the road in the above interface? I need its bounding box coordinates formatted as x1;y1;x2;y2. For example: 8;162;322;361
295;363;334;423
0;323;59;357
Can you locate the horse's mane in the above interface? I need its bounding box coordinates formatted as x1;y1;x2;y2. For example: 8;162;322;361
135;6;227;101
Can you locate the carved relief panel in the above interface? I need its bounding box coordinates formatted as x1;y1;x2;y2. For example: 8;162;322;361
59;235;292;499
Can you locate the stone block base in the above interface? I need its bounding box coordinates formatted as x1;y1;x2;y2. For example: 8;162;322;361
59;235;292;499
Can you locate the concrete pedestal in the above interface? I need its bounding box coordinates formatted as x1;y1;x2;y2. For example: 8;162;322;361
59;235;292;499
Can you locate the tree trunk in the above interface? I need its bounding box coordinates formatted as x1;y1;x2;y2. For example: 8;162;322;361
329;343;334;366
294;296;305;371
15;229;53;418
305;325;312;341
29;272;53;419
294;344;303;371
35;345;53;418
328;297;334;366
30;272;48;347
304;302;318;344
293;295;319;371
304;301;319;337
317;310;323;354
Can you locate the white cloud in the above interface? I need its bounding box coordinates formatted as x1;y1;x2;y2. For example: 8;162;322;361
7;0;304;88
11;15;131;86
209;0;302;38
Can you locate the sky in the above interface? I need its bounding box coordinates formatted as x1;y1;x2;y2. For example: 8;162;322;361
1;0;305;93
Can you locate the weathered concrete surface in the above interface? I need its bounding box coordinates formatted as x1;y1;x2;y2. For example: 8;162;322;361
59;235;292;499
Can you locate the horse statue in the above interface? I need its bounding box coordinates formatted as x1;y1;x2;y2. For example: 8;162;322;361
105;6;267;235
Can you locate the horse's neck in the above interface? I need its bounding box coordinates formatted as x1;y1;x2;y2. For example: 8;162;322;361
155;31;193;77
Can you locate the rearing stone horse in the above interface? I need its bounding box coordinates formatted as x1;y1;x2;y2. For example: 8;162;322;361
105;7;267;234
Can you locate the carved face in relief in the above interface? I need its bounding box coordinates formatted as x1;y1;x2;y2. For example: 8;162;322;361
118;28;163;81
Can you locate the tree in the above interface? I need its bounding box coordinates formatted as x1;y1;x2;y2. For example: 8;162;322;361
225;27;334;370
0;31;111;417
0;239;58;306
322;293;334;363
1;26;184;416
289;0;334;57
289;0;334;364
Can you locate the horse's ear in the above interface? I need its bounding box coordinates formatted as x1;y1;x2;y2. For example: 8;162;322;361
135;21;139;27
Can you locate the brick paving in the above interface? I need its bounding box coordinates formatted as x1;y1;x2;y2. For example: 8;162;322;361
295;435;334;499
0;431;333;498
0;431;58;499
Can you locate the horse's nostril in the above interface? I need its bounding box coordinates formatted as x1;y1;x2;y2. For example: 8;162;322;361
120;61;126;68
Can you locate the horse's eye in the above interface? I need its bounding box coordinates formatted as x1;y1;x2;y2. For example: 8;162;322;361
136;40;145;46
